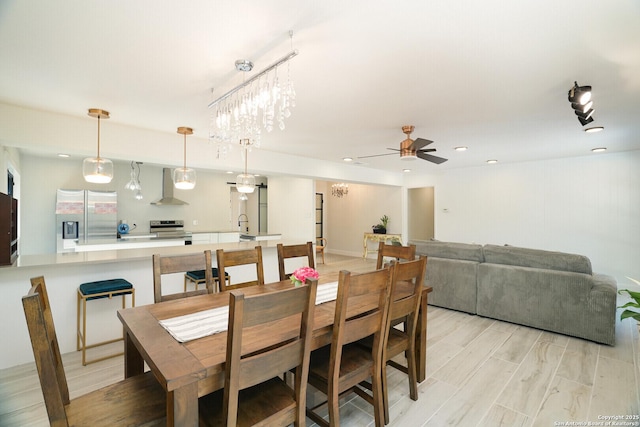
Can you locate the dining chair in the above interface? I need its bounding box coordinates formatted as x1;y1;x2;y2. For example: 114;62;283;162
216;246;265;292
153;250;214;303
376;242;416;269
277;241;315;281
198;278;318;426
23;276;166;426
316;237;327;264
361;256;427;424
306;268;393;427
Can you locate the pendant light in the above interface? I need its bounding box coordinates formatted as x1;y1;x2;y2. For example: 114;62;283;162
236;139;255;193
173;127;196;190
83;108;113;183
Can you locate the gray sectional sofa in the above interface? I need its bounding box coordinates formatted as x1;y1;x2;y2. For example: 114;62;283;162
409;239;617;345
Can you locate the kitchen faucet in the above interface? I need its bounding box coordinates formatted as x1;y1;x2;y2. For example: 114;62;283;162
237;214;249;232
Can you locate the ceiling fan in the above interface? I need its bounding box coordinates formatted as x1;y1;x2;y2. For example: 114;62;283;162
358;125;448;164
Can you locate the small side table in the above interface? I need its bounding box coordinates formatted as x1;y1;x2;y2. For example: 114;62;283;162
363;232;402;258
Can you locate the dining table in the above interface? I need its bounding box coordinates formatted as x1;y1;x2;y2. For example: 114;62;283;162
117;271;432;426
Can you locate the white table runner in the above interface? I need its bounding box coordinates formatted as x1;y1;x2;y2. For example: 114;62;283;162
159;281;339;343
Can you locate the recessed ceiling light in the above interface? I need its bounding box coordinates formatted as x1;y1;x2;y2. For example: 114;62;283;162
486;159;498;164
57;153;70;158
343;157;353;162
591;147;607;153
403;169;411;173
585;126;604;133
454;146;468;151
226;171;233;174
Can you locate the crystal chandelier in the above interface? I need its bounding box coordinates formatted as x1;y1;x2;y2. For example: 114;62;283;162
208;31;298;155
331;183;349;198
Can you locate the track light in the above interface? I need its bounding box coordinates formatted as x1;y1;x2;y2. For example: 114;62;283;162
568;82;597;126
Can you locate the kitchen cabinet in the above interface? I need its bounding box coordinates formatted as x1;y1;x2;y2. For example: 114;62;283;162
0;192;18;265
191;232;240;245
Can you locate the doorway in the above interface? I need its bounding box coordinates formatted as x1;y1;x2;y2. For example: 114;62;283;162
408;187;434;240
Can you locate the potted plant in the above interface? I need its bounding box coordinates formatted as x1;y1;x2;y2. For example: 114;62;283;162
618;277;640;326
372;215;389;234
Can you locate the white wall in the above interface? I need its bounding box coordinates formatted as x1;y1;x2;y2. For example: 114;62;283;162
320;181;403;258
267;176;315;242
406;151;640;283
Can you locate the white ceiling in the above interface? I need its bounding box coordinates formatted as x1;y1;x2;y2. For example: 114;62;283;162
1;1;639;173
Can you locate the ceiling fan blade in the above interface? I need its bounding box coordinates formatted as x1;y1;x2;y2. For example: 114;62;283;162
357;152;397;159
417;151;448;164
417;148;436;153
410;138;433;150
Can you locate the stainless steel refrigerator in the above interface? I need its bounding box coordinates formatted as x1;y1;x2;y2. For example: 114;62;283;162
56;189;117;253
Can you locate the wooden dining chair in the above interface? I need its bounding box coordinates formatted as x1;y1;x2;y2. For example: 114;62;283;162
23;276;166;427
376;242;416;269
216;246;265;292
316;237;327;264
198;278;318;426
277;241;315;281
306;268;393;427
153;250;214;303
368;256;427;424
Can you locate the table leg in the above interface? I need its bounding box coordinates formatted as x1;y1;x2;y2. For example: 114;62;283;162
123;331;144;378
167;383;199;427
363;235;368;258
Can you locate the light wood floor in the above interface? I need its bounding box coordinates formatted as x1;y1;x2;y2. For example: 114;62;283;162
1;253;638;426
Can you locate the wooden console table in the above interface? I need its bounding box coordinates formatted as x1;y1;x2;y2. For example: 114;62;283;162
362;232;402;258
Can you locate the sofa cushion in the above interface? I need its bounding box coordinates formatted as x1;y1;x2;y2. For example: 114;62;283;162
482;244;592;275
410;240;484;263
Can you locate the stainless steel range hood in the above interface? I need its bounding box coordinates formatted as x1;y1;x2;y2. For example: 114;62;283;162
150;168;188;205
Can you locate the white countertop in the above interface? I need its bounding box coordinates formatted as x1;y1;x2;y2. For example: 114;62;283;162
7;238;290;270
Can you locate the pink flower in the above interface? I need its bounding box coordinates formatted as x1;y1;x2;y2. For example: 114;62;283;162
291;266;319;285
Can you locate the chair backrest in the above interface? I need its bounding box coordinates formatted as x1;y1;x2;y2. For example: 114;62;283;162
376;242;416;269
223;278;318;426
277;241;315;281
216;246;265;292
153;250;213;303
330;268;393;380
388;256;427;330
23;276;71;425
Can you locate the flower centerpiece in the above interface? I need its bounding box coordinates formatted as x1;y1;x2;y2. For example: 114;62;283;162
290;266;319;286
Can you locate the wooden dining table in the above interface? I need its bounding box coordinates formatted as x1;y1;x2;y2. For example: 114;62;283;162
117;272;432;426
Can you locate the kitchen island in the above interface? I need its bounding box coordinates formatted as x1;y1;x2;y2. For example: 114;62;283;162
0;238;316;370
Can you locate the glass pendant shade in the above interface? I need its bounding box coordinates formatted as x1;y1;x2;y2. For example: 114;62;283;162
173;167;196;190
83;157;114;183
83;108;113;183
174;126;196;189
236;173;255;193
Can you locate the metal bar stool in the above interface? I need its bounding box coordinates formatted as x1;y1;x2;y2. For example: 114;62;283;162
76;278;135;366
184;268;230;293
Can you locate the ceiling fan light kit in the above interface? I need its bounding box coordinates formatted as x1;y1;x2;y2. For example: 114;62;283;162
357;125;448;165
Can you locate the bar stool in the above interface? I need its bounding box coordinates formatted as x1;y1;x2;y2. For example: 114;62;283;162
184;268;230;293
77;278;135;366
